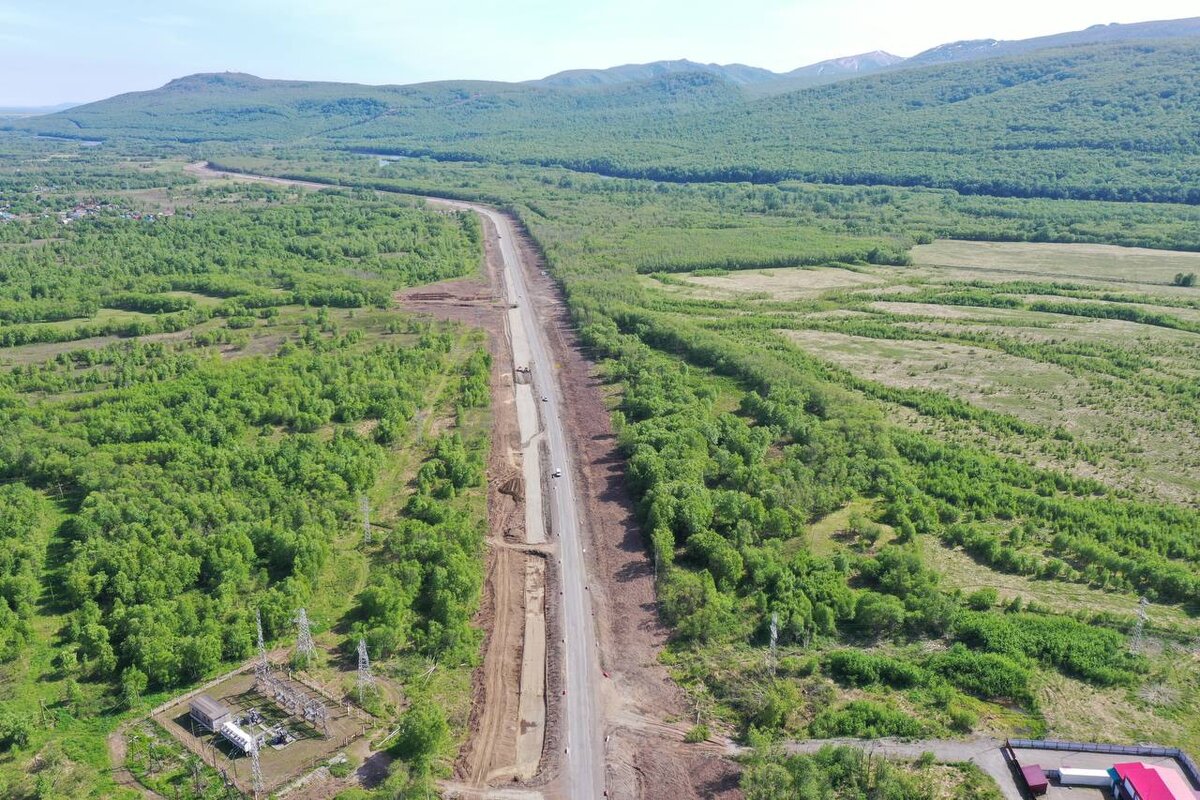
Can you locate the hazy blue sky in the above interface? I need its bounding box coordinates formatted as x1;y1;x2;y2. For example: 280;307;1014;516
1;0;1196;106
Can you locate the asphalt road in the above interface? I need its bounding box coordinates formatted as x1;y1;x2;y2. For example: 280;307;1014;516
188;164;605;798
455;203;605;799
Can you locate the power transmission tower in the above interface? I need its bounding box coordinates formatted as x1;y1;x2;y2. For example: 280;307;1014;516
255;609;271;681
357;637;375;704
294;608;316;664
768;612;779;677
250;741;265;799
360;494;372;545
1131;596;1150;654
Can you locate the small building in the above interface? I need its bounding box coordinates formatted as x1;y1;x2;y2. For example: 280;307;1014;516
1021;764;1048;796
1110;762;1196;800
1057;767;1113;787
189;694;232;733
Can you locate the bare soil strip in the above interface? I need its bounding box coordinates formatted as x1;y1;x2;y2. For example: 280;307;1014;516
514;557;548;780
512;234;744;800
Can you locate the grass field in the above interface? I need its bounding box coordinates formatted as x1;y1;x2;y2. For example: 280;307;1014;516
912;240;1200;289
649;240;1200;504
623;237;1200;748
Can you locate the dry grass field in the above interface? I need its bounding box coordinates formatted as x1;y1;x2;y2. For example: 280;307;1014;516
911;239;1200;290
650;240;1200;505
638;239;1200;750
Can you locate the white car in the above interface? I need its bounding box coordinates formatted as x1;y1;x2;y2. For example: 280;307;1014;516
552;468;562;478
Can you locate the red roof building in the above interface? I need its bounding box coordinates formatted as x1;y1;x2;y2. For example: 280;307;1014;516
1111;762;1197;800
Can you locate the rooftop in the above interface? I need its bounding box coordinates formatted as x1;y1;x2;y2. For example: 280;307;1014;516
189;694;230;720
1113;762;1197;800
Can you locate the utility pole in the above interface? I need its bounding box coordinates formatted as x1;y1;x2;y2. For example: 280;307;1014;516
769;612;779;677
360;494;372;545
1131;597;1150;654
357;637;375;704
255;609;271;681
250;742;264;800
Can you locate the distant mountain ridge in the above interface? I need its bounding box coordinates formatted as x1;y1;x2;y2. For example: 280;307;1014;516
906;15;1200;66
534;59;780;88
533;16;1200;89
7;13;1200;208
0;102;79;117
532;52;907;90
787;51;905;78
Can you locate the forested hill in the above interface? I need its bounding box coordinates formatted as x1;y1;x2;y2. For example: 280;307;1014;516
903;15;1200;66
653;39;1200;202
10;69;742;146
8;32;1200;202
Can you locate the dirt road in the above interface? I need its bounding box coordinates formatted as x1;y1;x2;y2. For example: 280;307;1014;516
442;201;604;799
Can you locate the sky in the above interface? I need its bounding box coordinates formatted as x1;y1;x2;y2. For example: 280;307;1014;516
1;0;1197;106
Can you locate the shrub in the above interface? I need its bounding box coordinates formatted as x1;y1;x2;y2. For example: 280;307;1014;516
953;611;1143;686
948;705;978;733
853;592;905;637
966;588;998;611
779;655;817;677
0;709;29;751
825;650;930;689
925;644;1032;703
809;701;926;738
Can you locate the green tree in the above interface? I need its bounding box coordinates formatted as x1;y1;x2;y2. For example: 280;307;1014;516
393;700;448;773
853;592;905;637
742;762;794;800
121;667;148;709
966;588;998;611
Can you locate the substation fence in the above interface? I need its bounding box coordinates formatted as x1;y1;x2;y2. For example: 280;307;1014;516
1006;738;1200;788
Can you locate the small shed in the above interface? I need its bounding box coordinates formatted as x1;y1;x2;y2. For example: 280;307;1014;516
1021;764;1049;796
189;694;231;733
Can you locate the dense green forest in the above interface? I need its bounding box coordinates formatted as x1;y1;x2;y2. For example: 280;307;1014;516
0;143;490;798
